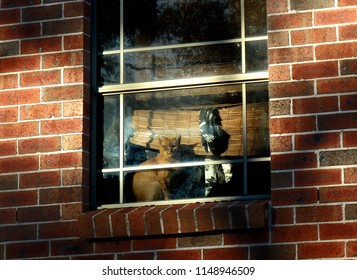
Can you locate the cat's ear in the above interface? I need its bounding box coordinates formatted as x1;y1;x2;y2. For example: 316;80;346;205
176;134;181;144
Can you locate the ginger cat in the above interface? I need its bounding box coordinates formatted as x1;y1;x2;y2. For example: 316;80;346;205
132;135;181;202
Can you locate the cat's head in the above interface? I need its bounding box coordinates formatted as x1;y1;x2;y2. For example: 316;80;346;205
158;135;181;157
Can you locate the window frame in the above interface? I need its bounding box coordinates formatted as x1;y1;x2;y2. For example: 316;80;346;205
90;0;270;209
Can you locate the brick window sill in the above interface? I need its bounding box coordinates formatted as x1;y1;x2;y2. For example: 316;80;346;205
79;200;270;240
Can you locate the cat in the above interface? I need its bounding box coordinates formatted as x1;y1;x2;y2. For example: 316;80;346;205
132;135;181;202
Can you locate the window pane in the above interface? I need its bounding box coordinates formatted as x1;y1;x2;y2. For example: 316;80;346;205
246;82;270;157
103;96;120;169
124;43;242;83
124;0;241;48
97;0;120;51
247;161;271;195
245;0;267;37
98;173;120;205
98;55;121;86
246;40;267;72
123;84;245;167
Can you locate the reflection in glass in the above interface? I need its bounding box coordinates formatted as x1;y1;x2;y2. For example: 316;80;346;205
97;0;120;51
98;172;120;206
124;44;242;83
99;55;120;86
245;0;267;37
246;83;270;157
246;40;268;72
124;0;241;48
103;96;120;169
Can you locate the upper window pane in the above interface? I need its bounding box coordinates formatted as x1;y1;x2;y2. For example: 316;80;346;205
124;0;241;48
97;0;120;51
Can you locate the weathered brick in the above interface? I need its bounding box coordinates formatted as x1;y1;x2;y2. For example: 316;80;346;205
17;205;60;222
339;0;357;6
41;85;85;102
293;96;338;114
298;242;345;259
51;239;94;256
317;77;357;94
268;12;312;30
320;186;357;203
64;34;90;51
61;203;83;220
40;118;83;135
0;41;19;57
21;37;62;54
320;149;357;166
295;169;342;187
270;116;316;134
0;89;40;106
269;65;290;82
43;18;84;36
6;241;49;259
0;155;39;173
0;140;17;157
340;94;357;111
0;175;18;191
318;113;357;131
19;137;61;154
0;122;36;138
269;46;313;64
20;171;61;188
270;136;293;152
94;240;131;254
315;8;357;25
272;225;318;242
0;23;40;40
292;61;339;80
0;190;37;207
296;205;343;223
345;167;357;183
271;172;293;188
291;27;336;45
320;222;357;240
339;25;357;41
270;81;314;98
20;70;61;87
64;1;90;18
0;74;18;90
346;204;357;220
0;107;18;123
295;132;341;150
347;240;357;258
341;59;357;75
42;51;84;69
266;0;288;14
271;188;318;206
271;152;317;170
316;42;357;60
0;56;40;74
20;103;62;120
268;31;289;47
40;152;83;169
39;186;82;204
22;4;62;22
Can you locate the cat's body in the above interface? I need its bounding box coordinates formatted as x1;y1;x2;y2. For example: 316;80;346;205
132;136;180;202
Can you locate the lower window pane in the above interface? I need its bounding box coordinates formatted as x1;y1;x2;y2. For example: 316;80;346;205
247;161;271;195
98;172;120;205
246;40;267;72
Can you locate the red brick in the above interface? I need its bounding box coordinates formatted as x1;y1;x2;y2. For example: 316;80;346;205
62;169;87;186
110;208;134;238
315;8;357;25
320;222;357;240
20;171;61;188
212;202;235;231
64;34;90;51
40;152;83;169
1;0;41;8
0;175;18;191
250;245;296;260
0;140;17;156
268;31;289;47
317;77;357;94
295;169;342;187
64;67;88;84
17;205;60;222
0;156;39;173
157;249;201;260
0;8;20;25
93;209;118;238
0;122;38;139
203;247;248;260
160;204;181;235
268;12;312;30
0;107;18;123
316;42;357;60
298;242;345;259
272;207;294;224
64;1;90;18
272;225;318;242
41;85;85;102
42;18;84;36
144;206;168;236
269;65;290;82
271;188;318;206
133;237;176;251
266;0;288;14
295;132;341;150
20;104;62;120
95;240;131;254
61;203;83;220
318;112;357;131
291;27;337;45
0;190;37;207
178;204;198;233
292;61;339;80
6;241;49;259
118;252;154;260
22;4;62;22
195;202;215;232
320;186;357;203
40;118;83;135
293;96;338;114
341;59;357;75
224;229;270;245
19;137;61;154
270;136;293;152
339;24;357;41
345;167;357;183
20;70;61;87
42;51;84;69
51;239;94;256
339;0;357;6
269;81;314;98
269;47;313;64
21;37;62;54
0;23;40;40
290;0;335;10
0;208;16;224
271;152;317;170
0;89;40;106
0;225;36;242
0;56;40;74
127;207;153;237
296;205;343;223
270;116;316;134
39;186;82;204
0;74;18;90
39;221;79;239
341;94;357;111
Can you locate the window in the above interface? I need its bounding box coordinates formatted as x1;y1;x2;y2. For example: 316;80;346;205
92;0;270;208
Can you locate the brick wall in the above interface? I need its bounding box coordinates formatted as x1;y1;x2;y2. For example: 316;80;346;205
0;0;356;260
